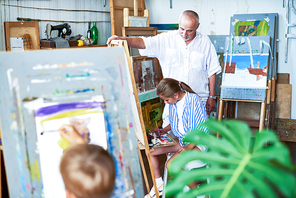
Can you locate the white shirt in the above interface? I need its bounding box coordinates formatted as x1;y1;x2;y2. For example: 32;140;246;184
139;30;221;103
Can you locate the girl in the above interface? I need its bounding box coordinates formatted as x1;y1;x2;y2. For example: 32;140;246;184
145;78;208;198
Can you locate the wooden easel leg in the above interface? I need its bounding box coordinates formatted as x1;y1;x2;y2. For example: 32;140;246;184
259;101;266;131
145;149;159;198
138;148;150;193
218;99;224;121
270;77;276;130
265;79;272;128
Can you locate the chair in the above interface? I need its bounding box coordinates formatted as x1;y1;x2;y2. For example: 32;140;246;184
162;152;174;198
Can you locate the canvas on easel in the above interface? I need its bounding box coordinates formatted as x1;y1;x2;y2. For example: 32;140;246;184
229;13;278;128
0;46;144;197
218;36;271;130
221;36;271;100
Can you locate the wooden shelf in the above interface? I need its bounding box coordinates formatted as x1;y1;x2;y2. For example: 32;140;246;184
122;27;157;37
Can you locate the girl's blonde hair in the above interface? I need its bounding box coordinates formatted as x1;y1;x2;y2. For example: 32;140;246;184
60;144;115;198
156;78;196;98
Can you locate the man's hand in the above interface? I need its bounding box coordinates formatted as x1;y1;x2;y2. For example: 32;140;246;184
106;36;146;49
207;74;217;115
59;124;87;144
106;35;120;46
206;97;215;115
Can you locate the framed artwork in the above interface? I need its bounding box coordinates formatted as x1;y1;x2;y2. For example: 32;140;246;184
230;13;278;78
132;57;162;93
141;60;155;91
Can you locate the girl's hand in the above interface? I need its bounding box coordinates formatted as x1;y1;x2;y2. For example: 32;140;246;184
154;128;166;136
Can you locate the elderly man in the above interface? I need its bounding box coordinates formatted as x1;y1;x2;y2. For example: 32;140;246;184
107;10;220;114
107;10;221;198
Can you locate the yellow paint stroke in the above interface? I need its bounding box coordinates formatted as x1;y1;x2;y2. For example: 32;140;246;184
35;158;41;182
125;114;130;133
40;109;103;126
30;158;41;183
11;113;16;119
58;137;72;150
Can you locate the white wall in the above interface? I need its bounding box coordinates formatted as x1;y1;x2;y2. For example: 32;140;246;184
146;0;296;119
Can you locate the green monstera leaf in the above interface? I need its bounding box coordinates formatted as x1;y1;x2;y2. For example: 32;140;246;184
165;119;296;198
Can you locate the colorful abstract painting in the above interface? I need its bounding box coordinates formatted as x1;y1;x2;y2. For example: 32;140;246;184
230;13;278;79
235;20;270;36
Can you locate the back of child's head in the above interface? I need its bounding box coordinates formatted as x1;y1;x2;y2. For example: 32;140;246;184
156;78;196;98
60;144;116;198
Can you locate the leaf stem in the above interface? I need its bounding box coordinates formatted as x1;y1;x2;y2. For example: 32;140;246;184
221;153;251;198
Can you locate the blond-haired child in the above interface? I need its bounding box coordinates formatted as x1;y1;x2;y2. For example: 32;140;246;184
59;125;115;198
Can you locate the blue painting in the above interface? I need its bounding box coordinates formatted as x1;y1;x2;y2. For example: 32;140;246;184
221;36;271;100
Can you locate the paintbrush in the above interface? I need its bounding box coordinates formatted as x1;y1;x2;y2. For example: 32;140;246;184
40;130;58;135
41;128;70;135
154;121;160;137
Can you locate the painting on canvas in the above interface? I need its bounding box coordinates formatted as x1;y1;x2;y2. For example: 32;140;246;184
221;36;270;100
33;97;106;198
141;60;155;92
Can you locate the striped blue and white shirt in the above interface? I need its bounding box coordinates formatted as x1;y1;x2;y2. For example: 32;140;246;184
169;92;208;146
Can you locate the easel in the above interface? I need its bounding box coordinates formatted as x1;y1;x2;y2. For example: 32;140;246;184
218;99;266;131
223;13;279;131
217;36;272;131
0;43;146;197
110;0;146;36
110;40;160;198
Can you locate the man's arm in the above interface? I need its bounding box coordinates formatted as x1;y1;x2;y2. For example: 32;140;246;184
106;35;146;49
206;73;216;115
